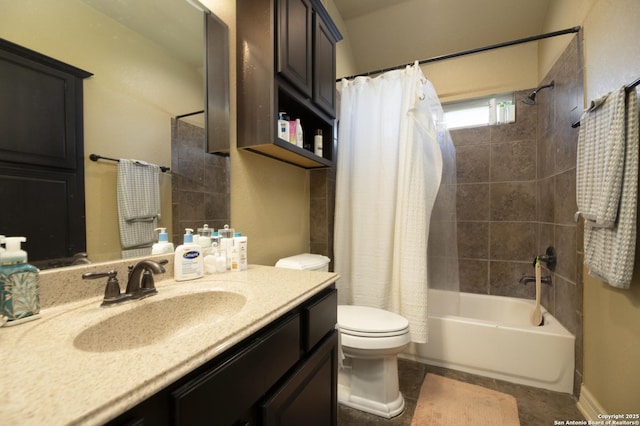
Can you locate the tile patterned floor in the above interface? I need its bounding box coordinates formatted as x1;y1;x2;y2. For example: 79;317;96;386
338;358;585;426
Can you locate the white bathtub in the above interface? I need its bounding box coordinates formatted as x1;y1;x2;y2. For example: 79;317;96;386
404;289;575;393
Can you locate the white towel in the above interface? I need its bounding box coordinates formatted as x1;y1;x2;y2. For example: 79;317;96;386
576;87;627;227
582;88;639;289
117;159;161;249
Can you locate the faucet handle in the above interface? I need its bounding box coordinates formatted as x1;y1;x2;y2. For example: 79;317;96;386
141;259;168;292
82;270;132;307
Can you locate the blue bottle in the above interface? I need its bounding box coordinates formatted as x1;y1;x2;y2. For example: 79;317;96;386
0;237;40;322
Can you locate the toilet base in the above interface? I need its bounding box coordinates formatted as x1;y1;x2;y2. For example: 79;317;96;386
338;382;405;418
337;355;406;418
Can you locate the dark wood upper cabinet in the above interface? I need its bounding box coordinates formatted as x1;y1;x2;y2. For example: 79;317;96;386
0;38;92;265
237;0;342;169
277;0;313;98
313;13;338;116
205;12;231;156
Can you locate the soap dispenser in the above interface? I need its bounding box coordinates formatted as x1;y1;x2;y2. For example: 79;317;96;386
152;228;174;255
0;237;40;322
174;228;204;281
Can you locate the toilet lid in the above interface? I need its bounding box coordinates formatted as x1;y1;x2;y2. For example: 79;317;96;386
338;305;409;337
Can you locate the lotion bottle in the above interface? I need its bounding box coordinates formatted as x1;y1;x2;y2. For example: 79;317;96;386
278;112;289;140
234;233;248;271
314;129;323;157
174;228;204;281
295;118;304;148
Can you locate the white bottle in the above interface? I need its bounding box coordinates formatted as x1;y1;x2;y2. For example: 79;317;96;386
234;233;248;271
278;112;289;141
174;228;204;281
314;129;323;157
151;228;174;254
230;241;239;271
295;118;304;148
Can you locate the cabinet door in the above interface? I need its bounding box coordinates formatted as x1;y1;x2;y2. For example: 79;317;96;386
261;332;338;426
277;0;312;97
313;15;337;116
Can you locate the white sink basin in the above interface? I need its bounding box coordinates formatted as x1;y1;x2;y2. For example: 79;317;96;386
73;290;246;352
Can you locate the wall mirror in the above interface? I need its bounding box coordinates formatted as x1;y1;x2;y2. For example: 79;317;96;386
0;0;229;269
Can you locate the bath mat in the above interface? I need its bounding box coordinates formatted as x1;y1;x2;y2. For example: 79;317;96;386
411;374;520;426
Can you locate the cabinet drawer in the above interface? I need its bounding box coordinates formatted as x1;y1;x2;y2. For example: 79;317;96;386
172;314;301;426
302;288;337;352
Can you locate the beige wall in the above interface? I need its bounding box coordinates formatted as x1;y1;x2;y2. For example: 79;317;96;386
0;0;204;262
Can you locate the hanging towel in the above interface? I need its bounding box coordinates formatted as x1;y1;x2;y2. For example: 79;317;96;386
576;87;627;227
117;159;161;249
582;88;639;289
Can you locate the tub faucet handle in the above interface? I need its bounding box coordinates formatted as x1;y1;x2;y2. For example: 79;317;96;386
533;246;556;271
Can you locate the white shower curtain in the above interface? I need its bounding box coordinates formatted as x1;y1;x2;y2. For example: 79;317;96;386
334;63;443;343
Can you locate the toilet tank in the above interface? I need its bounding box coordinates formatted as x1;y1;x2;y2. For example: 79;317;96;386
275;253;330;272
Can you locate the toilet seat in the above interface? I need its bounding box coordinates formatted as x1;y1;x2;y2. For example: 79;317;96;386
338;305;410;337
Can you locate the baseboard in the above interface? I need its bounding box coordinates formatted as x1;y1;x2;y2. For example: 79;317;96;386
577;384;606;421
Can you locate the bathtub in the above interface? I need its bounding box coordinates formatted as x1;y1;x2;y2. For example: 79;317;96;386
403;289;575;393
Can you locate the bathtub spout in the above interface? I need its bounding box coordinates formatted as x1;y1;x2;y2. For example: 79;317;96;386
519;275;552;285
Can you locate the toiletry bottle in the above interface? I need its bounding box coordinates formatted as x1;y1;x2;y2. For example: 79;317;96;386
278;112;289;141
230;236;240;272
151;228;175;254
295;118;304;148
507;101;515;123
219;225;235;270
289;117;297;144
174;228;204;281
314;129;323;157
234;233;248;271
0;237;40;322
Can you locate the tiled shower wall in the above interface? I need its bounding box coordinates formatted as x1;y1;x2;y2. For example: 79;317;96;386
171;119;230;242
451;35;584;394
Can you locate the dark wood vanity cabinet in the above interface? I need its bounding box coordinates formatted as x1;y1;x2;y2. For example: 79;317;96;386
107;286;338;426
237;0;342;169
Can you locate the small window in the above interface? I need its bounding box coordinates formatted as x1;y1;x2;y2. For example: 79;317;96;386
443;92;515;130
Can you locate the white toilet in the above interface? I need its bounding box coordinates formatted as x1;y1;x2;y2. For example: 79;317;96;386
275;254;411;419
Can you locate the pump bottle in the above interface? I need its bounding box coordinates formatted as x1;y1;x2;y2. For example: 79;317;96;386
174;229;204;281
152;228;174;254
0;237;40;322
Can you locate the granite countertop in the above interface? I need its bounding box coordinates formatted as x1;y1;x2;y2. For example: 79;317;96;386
0;264;339;425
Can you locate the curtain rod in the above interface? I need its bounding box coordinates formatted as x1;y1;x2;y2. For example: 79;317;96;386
89;153;170;173
337;26;582;82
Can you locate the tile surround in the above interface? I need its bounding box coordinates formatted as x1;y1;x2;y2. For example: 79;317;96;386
451;34;584;395
171;119;230;242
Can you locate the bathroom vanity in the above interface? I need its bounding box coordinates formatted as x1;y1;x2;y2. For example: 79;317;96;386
0;264;339;425
109;286;338;426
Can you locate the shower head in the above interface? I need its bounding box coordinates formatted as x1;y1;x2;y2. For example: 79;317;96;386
522;80;555;105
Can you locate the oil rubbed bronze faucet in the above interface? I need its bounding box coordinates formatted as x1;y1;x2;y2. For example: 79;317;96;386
519;275;552;285
82;259;167;307
125;259;167;299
